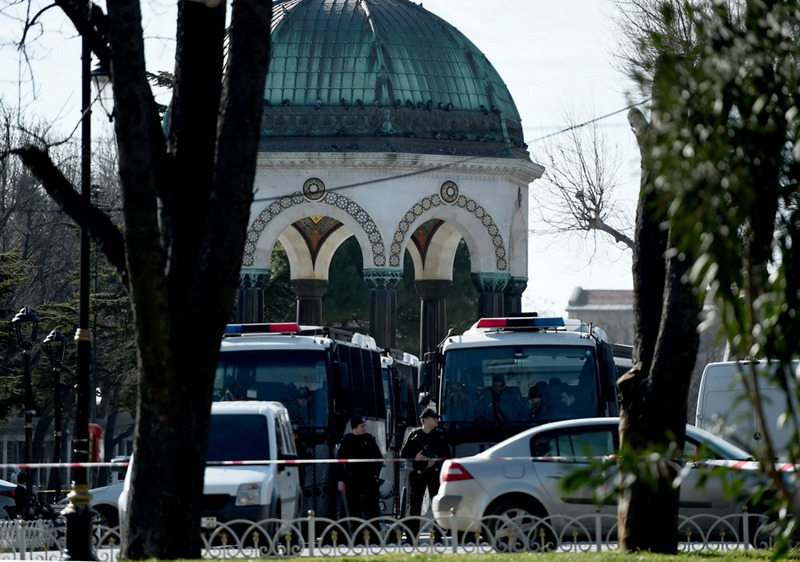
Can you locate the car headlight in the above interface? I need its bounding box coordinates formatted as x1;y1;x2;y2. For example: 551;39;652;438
235;483;261;506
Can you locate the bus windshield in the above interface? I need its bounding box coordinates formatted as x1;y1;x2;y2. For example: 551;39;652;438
441;345;600;424
214;349;328;429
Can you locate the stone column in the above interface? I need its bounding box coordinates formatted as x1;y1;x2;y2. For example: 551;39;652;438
364;268;403;349
290;279;328;326
237;267;270;323
504;277;528;315
415;279;451;358
471;272;510;319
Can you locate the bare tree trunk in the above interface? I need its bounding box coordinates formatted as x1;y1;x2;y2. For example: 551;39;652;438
12;0;272;557
117;0;272;556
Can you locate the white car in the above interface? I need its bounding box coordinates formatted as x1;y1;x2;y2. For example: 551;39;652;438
55;483;123;527
0;478;15;519
432;417;780;545
120;401;301;530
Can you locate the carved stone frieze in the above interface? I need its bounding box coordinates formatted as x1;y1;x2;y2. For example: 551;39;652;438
238;267;271;290
363;268;404;290
471;271;511;293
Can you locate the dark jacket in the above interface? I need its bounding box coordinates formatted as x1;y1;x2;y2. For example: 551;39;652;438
337;432;383;485
401;427;451;472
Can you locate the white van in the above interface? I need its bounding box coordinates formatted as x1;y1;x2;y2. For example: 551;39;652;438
120;401;301;527
695;360;800;460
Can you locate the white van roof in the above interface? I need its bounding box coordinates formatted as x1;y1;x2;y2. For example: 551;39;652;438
211;401;287;416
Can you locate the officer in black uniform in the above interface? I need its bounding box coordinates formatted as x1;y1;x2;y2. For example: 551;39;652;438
401;408;451;539
336;415;383;520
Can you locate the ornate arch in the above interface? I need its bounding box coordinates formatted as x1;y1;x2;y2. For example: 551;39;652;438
243;191;387;267
389;193;507;270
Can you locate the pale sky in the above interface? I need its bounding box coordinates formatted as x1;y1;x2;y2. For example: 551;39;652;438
420;1;640;315
0;0;640;317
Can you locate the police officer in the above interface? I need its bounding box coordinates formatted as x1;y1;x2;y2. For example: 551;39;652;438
292;423;314;485
401;408;451;538
337;415;383;520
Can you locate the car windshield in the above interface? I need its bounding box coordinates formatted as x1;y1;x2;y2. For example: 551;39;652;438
685;426;754;460
207;414;270;462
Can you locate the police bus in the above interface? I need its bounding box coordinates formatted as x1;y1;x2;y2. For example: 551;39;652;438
213;322;419;517
421;315;619;457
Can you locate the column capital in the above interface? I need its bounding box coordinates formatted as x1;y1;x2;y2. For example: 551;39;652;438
239;267;271;290
471;271;510;293
363;268;404;290
290;278;328;299
504;276;528;296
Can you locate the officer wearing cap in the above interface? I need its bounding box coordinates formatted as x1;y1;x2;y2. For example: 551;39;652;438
336;415;383;520
400;408;451;539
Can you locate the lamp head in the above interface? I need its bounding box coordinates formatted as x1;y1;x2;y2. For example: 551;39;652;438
91;61;114;121
11;307;40;349
43;328;68;365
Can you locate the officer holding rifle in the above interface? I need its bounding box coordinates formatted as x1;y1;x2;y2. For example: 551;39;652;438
401;408;451;539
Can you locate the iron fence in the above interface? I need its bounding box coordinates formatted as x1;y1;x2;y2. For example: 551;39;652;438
0;510;777;560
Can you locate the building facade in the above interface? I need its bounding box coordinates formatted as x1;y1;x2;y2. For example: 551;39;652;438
236;0;543;354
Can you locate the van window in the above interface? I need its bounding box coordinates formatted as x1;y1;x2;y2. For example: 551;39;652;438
274;415;291;455
208;414;270;461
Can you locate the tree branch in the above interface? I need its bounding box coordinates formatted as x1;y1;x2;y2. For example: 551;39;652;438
196;0;271;310
10;144;128;286
53;0;111;73
593;219;635;249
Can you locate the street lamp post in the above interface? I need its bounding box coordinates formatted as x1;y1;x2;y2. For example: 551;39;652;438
11;307;40;468
43;329;68;503
62;27;98;562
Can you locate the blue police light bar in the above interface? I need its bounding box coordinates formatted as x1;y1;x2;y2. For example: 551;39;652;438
476;316;566;329
224;322;301;335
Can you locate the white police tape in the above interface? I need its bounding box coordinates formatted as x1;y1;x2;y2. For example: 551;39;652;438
0;456;557;470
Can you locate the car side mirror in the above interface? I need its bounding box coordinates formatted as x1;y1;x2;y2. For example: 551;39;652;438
278;451;298;473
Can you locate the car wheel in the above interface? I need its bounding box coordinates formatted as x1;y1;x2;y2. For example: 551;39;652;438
486;499;556;552
94;505;119;528
743;505;775;548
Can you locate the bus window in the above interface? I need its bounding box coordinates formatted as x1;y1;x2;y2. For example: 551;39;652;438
441;345;601;424
214;349;329;429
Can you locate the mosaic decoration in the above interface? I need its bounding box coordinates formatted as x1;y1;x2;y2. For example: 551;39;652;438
389;194;507;271
440;181;459;204
303;177;326;201
292;216;344;267
411;219;445;263
243;192;386;267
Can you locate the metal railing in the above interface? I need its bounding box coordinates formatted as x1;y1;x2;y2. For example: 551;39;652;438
0;510;776;560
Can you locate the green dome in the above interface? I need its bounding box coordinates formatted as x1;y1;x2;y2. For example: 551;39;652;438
260;0;528;157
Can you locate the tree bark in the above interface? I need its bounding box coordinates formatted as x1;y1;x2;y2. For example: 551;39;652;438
13;0;272;557
115;0;272;557
617;102;701;553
